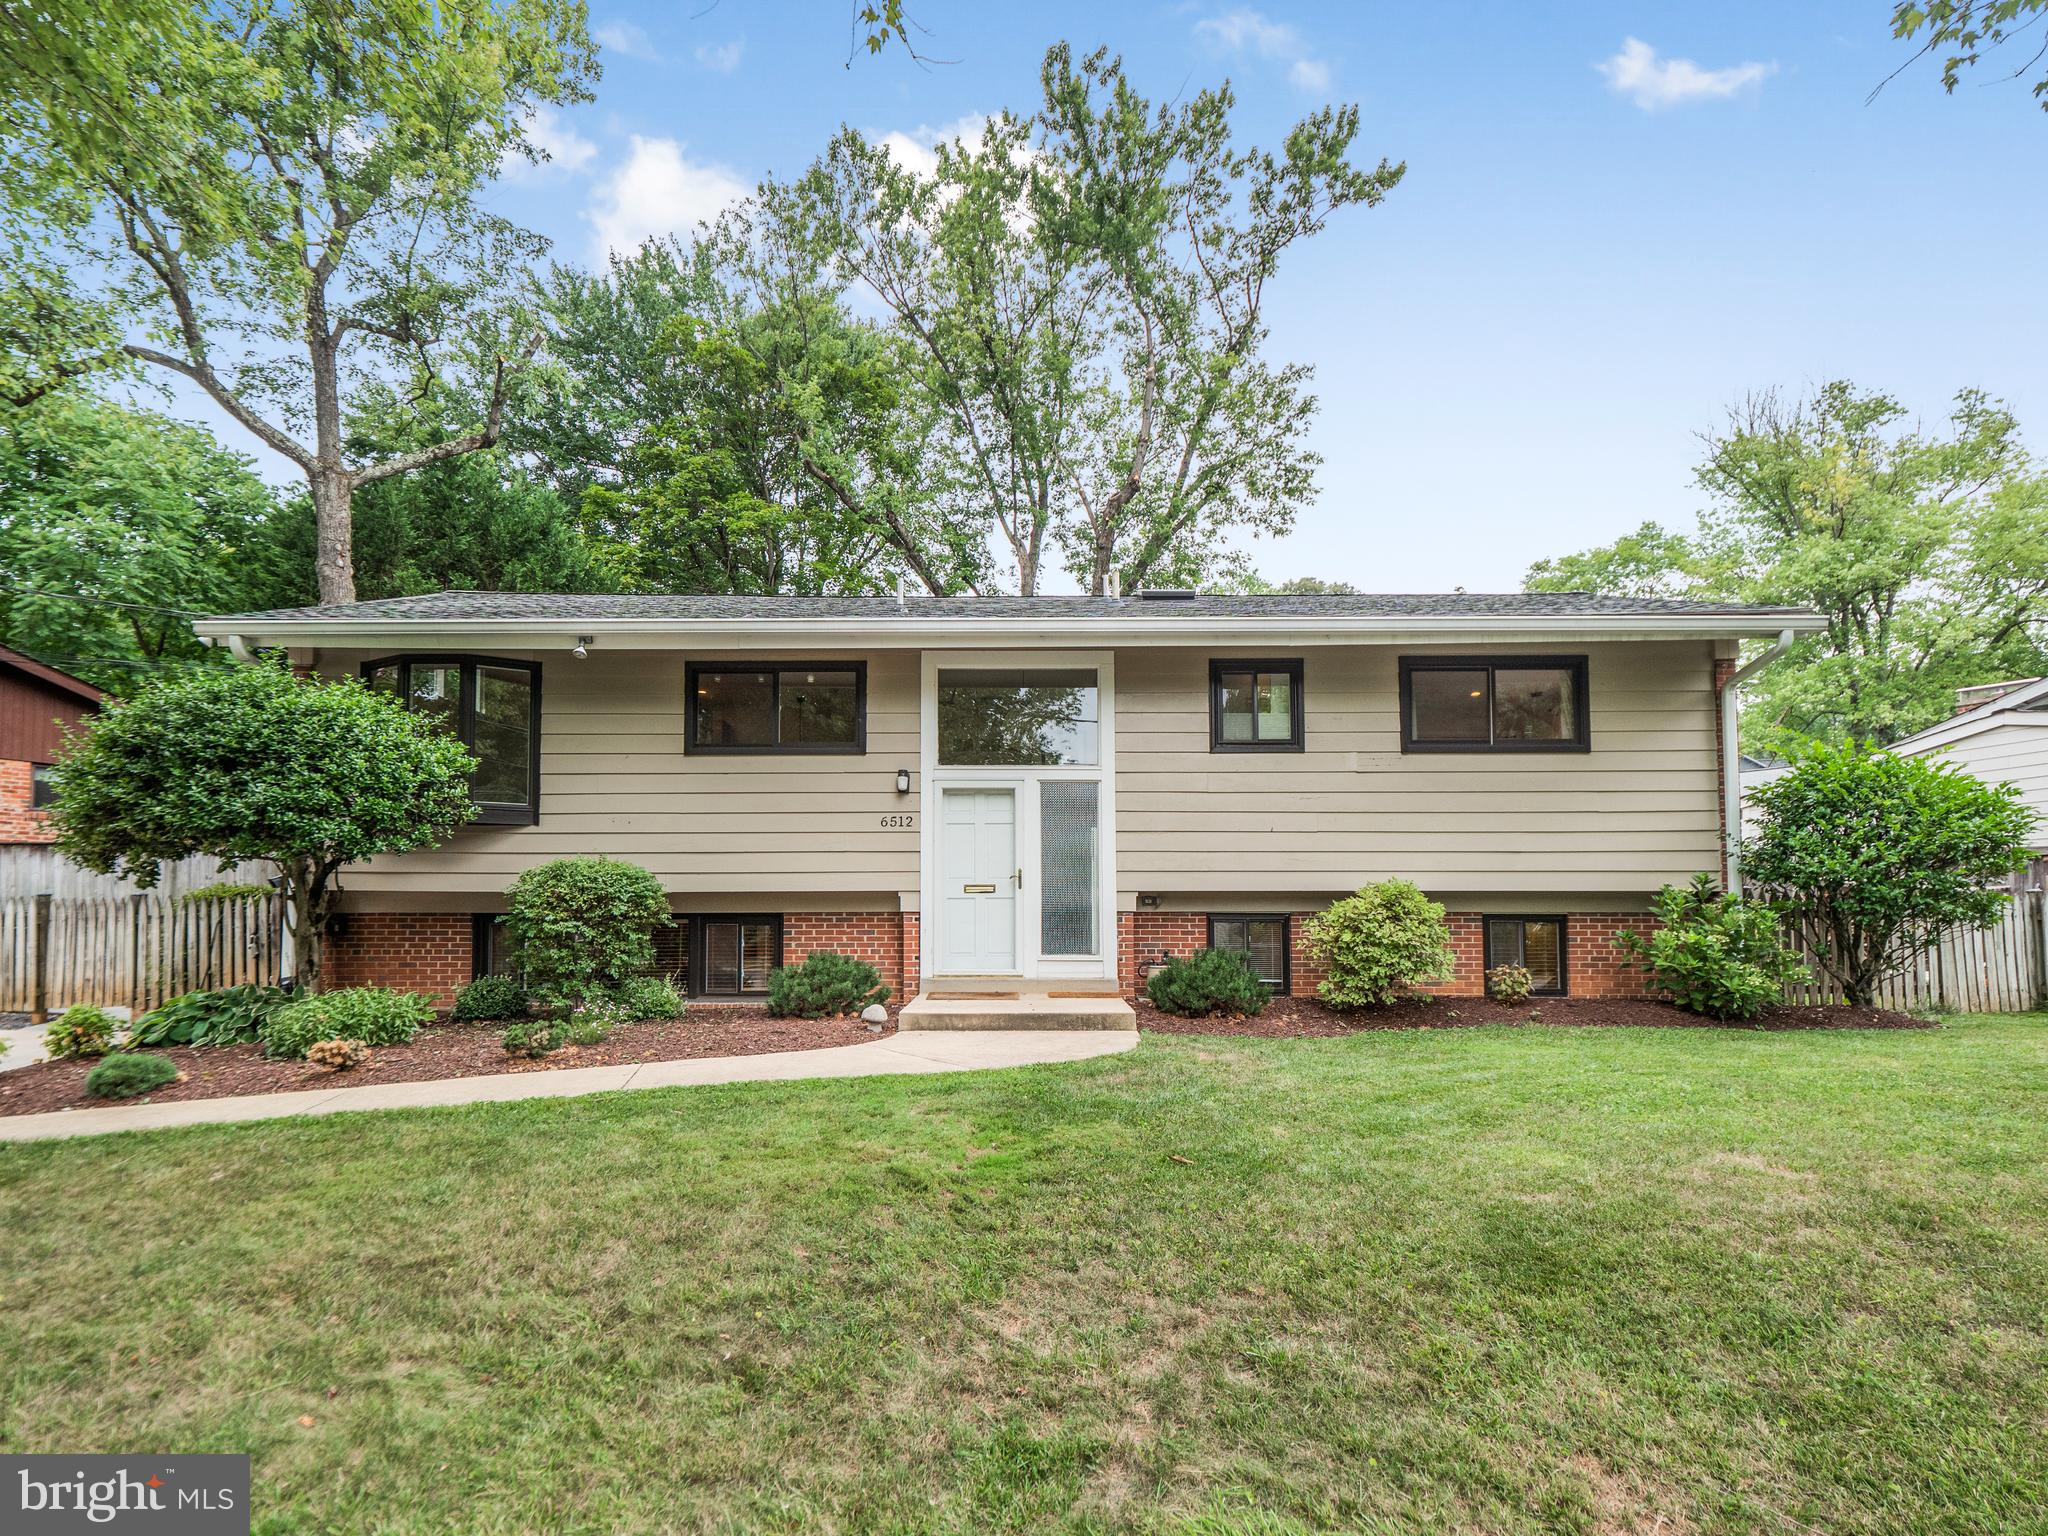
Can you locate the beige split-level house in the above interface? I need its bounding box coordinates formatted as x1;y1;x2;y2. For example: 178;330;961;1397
192;591;1823;1007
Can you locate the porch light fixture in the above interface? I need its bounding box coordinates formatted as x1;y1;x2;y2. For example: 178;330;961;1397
895;768;911;795
572;636;593;660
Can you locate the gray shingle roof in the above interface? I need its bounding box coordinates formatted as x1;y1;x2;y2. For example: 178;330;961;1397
207;590;1815;624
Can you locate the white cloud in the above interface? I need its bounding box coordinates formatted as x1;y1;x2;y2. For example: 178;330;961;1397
1194;7;1333;93
694;38;744;73
875;114;990;179
585;136;748;262
1597;37;1776;111
500;105;597;182
593;19;659;61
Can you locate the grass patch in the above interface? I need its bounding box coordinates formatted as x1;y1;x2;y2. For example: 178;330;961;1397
3;1016;2046;1533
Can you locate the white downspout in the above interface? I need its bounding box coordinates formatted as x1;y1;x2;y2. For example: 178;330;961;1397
1722;627;1796;898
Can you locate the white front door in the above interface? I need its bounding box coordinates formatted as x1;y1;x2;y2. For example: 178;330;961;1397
939;787;1017;973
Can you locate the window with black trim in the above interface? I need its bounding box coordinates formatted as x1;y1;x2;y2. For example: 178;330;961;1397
30;763;56;809
1209;914;1290;992
472;915;517;979
686;915;782;997
688;663;865;754
1210;659;1303;751
363;656;541;824
1484;916;1566;996
1399;656;1589;752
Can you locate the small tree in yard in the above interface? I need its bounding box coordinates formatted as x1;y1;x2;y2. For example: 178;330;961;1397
1743;742;2037;1007
51;663;475;992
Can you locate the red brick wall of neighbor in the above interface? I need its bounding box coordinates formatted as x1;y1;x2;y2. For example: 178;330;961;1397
1125;906;1658;1001
324;912;474;1005
0;758;58;844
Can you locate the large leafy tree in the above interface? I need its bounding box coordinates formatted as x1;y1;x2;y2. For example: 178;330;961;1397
1744;742;2036;1007
787;44;1400;593
1528;382;2048;751
51;663;477;990
3;0;597;606
523;233;970;594
243;390;609;606
0;393;279;689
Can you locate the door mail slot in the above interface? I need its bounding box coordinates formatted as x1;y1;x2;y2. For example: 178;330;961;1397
962;883;997;893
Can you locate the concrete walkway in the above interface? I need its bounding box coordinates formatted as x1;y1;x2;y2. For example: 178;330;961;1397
0;1029;1139;1144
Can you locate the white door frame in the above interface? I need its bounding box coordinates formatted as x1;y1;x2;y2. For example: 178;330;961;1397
919;649;1117;981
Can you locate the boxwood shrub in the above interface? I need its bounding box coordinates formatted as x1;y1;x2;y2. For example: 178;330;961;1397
503;858;673;1007
85;1051;179;1099
451;974;529;1023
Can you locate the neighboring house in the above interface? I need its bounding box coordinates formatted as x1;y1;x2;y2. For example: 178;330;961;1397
0;645;101;845
1889;677;2048;859
192;592;1824;1005
1737;753;1791;839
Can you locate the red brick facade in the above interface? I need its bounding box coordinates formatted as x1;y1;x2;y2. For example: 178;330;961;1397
1124;905;1659;1001
783;911;914;999
0;758;57;845
324;912;474;1005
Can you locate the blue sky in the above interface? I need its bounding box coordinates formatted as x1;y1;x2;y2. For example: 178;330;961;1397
177;2;2048;591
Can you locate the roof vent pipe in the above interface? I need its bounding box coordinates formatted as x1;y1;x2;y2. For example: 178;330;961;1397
896;573;909;610
1105;572;1121;599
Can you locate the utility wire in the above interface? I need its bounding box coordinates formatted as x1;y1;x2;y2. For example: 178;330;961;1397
0;582;208;619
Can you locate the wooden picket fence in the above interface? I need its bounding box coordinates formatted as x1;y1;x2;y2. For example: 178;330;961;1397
1777;888;2045;1013
0;892;286;1018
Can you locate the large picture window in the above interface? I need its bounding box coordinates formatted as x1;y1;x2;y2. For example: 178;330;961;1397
1484;916;1566;996
1399;656;1589;752
937;667;1098;766
364;656;540;824
1210;659;1303;751
687;663;865;754
1209;914;1289;992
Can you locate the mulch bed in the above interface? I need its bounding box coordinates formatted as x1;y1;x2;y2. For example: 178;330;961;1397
1134;994;1933;1037
0;1006;898;1118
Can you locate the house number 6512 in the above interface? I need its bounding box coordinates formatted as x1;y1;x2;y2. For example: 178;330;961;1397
879;814;915;828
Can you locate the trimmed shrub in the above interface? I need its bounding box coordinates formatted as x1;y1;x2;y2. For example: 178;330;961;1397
767;953;889;1018
130;984;292;1048
85;1051;179;1099
1617;874;1808;1021
503;858;674;1007
502;1017;569;1057
46;1005;117;1059
613;975;684;1020
451;974;529;1023
1145;949;1269;1017
1744;742;2035;1007
261;987;432;1059
305;1038;369;1071
1486;964;1534;1003
1303;880;1456;1008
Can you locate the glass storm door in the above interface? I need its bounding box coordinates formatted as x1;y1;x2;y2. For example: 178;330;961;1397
940;787;1017;972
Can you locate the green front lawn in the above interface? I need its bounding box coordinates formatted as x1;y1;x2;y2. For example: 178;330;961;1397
4;1016;2045;1534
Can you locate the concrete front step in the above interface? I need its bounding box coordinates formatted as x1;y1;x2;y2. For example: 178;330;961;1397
897;992;1136;1031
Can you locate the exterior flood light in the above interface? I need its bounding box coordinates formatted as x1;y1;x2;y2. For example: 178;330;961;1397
573;636;593;660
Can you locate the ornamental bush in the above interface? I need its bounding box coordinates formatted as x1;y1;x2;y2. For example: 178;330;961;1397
766;953;889;1018
130;984;292;1048
613;975;684;1020
1303;880;1455;1008
451;973;529;1023
85;1051;179;1099
503;858;673;1007
46;1004;117;1058
1744;743;2036;1007
1617;874;1809;1021
1145;949;1269;1017
1485;964;1534;1003
261;987;432;1059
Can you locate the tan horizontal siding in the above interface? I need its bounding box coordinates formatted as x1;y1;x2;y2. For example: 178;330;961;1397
312;647;918;899
1114;641;1722;897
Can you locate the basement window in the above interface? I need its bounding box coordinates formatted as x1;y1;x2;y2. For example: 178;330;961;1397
1208;915;1290;992
1484;916;1566;996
